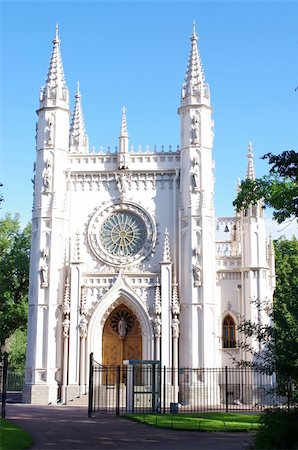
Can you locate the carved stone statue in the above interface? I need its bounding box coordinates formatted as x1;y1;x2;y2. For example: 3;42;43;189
46;119;53;145
79;316;88;339
172;316;180;339
116;172;127;194
153;316;161;339
118;318;127;338
62;316;70;339
190;111;200;144
192;162;200;190
40;265;48;287
193;263;202;287
43;167;51;191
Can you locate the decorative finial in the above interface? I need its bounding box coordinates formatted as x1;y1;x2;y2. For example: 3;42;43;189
56;23;59;39
120;106;128;137
76;80;81;97
193;20;196;35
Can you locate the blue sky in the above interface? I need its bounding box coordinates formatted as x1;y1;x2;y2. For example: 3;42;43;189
0;1;297;237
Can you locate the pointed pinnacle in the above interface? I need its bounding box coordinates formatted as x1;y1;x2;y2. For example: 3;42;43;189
247;141;256;180
120;106;128;138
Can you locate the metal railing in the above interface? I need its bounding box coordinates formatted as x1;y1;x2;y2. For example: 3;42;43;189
88;354;295;416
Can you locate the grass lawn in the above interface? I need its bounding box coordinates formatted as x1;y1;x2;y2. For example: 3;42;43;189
0;418;33;450
125;412;261;432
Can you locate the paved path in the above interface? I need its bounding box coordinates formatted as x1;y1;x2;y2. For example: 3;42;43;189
7;404;253;450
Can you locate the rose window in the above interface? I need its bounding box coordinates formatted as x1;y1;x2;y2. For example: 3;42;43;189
100;212;147;257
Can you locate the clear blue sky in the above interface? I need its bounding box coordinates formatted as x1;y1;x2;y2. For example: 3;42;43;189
0;1;297;236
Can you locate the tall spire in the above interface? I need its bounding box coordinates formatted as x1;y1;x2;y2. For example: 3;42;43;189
246;141;256;180
181;22;209;104
69;82;89;154
40;24;69;106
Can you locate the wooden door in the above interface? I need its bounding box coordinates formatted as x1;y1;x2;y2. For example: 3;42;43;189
102;304;142;382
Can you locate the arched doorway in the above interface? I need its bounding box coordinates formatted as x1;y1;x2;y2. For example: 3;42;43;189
102;303;142;367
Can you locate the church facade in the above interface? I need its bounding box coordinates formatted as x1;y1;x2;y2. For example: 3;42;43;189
24;26;275;404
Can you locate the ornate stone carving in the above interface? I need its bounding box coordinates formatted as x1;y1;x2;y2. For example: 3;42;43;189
192;161;200;191
62;315;70;338
153;315;161;338
193;262;202;287
172;316;180;339
79;316;88;339
40;265;48;288
190;110;200;145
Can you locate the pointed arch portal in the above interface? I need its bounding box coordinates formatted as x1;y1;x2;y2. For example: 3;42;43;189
102;303;142;366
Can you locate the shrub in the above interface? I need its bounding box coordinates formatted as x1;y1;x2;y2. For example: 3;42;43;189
253;408;298;449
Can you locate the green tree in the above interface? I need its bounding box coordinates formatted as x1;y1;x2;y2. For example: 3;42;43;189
237;237;298;404
233;150;298;224
0;214;31;349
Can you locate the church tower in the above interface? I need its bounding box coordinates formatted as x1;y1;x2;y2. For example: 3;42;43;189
24;26;70;404
178;24;217;368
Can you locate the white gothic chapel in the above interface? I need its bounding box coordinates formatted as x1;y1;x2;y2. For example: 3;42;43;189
24;25;275;404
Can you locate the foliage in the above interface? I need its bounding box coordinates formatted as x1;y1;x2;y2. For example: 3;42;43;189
253;408;298;449
0;214;31;349
125;412;260;432
0;419;33;450
233;150;298;223
7;329;27;374
236;237;298;406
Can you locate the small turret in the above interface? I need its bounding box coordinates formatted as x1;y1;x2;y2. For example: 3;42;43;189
69;82;89;154
117;106;129;169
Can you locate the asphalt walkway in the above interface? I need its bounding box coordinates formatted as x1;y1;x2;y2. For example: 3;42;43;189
6;404;253;450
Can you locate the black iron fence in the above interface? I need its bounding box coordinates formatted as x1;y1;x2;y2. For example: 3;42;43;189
88;354;295;416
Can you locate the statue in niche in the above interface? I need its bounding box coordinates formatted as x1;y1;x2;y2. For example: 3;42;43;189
43;167;51;191
79;316;88;339
172;316;180;339
193;263;202;287
153;316;161;339
192;162;200;190
115;172;127;194
45;118;53;145
62;316;70;338
40;265;48;287
118;318;127;338
190;111;200;144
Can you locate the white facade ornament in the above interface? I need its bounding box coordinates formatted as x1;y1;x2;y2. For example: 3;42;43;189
79;316;88;339
162;229;171;262
153;316;162;338
192;161;200;190
69;81;89;154
115;172;128;195
80;285;88;316
63;279;70;315
193;263;202;287
43;165;52;192
172;284;180;315
153;284;161;315
62;315;70;339
40;265;48;288
172;316;180;339
190;111;200;145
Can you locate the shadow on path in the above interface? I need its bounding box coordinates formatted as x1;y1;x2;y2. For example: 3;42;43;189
7;404;253;450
